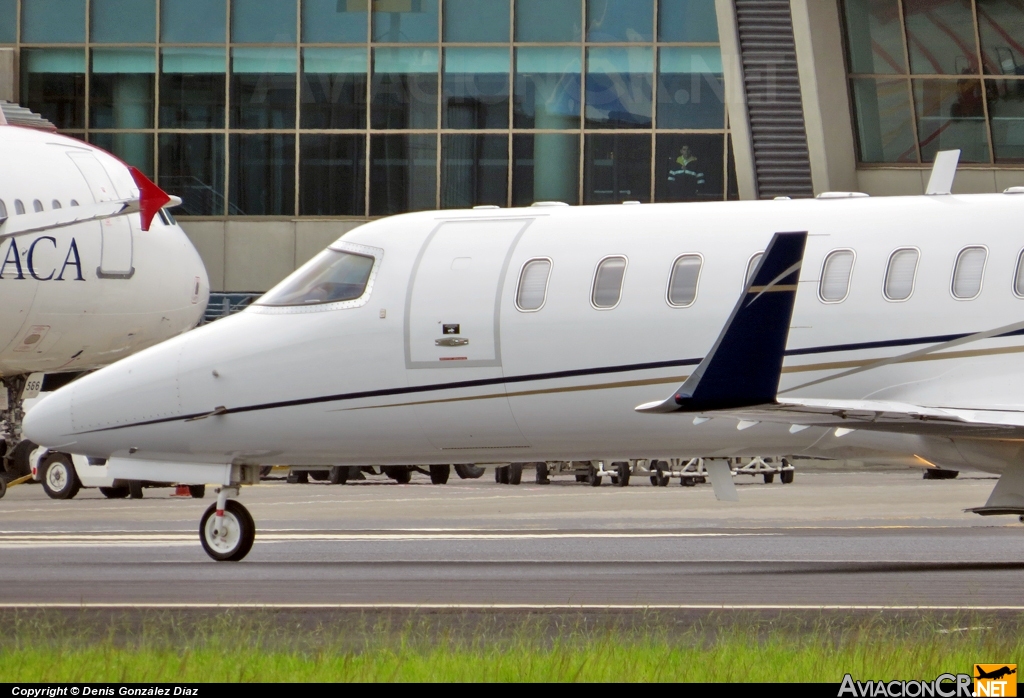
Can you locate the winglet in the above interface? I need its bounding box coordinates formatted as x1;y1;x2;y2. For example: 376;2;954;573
925;150;961;195
129;167;171;231
637;231;808;414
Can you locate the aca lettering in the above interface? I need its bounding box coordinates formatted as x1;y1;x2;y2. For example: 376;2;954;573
0;237;84;281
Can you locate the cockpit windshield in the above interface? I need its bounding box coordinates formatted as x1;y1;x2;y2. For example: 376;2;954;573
255;249;375;307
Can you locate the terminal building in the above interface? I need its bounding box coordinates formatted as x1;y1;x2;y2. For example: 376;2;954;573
0;0;1021;293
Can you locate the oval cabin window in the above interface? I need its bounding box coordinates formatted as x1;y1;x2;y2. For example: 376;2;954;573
0;200;6;218
14;200;25;215
52;200;62;209
33;200;43;212
884;248;920;301
667;255;702;307
1015;250;1024;297
592;256;627;309
819;250;855;303
516;259;552;312
951;246;987;300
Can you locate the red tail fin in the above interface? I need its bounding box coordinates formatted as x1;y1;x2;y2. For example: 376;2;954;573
128;167;171;231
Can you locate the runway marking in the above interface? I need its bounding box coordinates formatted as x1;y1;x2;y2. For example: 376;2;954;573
2;603;1024;611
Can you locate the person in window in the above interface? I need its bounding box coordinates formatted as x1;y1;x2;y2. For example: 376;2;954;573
667;144;706;200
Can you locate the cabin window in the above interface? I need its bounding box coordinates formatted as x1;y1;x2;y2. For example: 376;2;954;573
592;256;627;309
70;200;79;207
667;254;702;307
516;258;552;312
51;200;62;209
1015;251;1024;298
744;252;763;286
951;246;987;300
14;200;25;215
256;249;375;306
818;250;855;303
884;248;920;301
32;200;43;213
0;200;6;218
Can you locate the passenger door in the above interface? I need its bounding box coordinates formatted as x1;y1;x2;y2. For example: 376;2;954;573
67;152;134;279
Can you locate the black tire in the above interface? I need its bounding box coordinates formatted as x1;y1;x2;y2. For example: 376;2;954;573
128;480;144;499
496;466;510;484
286;470;309;484
535;463;550;484
329;466;349;485
383;466;412;484
309;470;330;482
587;465;602;487
41;453;80;500
199;500;255;562
650;462;670;487
454;464;484;479
99;486;130;499
0;475;6;499
922;468;958;480
680;476;696;487
189;485;206;499
614;462;630;487
429;464;450;485
763;473;775;484
781;468;794;484
508;463;523;485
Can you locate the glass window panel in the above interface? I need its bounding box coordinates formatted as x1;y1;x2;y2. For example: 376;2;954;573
1015;250;1024;296
229;133;296;216
914;78;991;162
91;49;155;130
586;47;653;129
444;0;509;42
22;0;85;43
441;133;508;208
657;47;724;129
903;0;978;75
303;0;368;43
161;0;226;43
587;0;652;42
443;47;510;128
978;0;1024;76
91;0;155;43
819;250;855;302
884;248;919;301
584;133;651;204
259;250;375;306
232;0;297;43
516;0;582;42
850;78;918;162
231;48;297;129
512;133;580;206
160;49;226;129
668;255;702;307
300;135;366;216
158;133;226;216
842;0;906;74
0;0;17;42
658;0;718;42
371;48;439;129
592;256;626;309
302;48;368;129
513;47;581;129
373;0;438;43
21;49;86;129
370;134;437;215
655;133;724;202
89;132;154;178
951;246;987;299
517;259;552;311
987;79;1024;163
0;200;6;218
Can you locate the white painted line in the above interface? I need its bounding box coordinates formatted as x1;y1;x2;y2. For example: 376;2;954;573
1;603;1023;611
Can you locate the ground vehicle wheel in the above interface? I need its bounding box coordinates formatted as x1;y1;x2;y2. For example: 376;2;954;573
614;462;630;487
0;476;6;499
199;499;255;562
329;466;349;485
383;466;412;484
587;465;602;487
454;464;484;479
309;470;330;482
99;486;130;499
508;463;523;485
680;476;696;487
429;464;450;485
780;468;794;484
763;473;775;484
922;468;958;480
41;453;80;500
535;463;550;484
650;462;670;487
495;466;510;484
189;485;206;499
128;481;144;499
286;470;309;484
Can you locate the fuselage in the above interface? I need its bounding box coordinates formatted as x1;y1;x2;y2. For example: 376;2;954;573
23;193;1024;473
0;126;209;377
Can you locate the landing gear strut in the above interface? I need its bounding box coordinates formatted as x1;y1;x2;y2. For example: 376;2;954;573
200;487;255;561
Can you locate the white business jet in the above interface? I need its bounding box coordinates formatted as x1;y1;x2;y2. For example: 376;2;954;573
0;114;209;482
23;154;1024;560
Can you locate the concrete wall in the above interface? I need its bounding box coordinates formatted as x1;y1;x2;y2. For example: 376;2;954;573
180;219;368;293
0;48;15;103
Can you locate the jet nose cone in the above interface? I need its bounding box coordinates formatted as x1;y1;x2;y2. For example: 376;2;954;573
23;389;75;448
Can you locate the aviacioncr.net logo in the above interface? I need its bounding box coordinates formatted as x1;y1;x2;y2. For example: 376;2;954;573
839;674;973;697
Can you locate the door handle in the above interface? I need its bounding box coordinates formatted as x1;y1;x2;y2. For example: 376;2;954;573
436;337;469;347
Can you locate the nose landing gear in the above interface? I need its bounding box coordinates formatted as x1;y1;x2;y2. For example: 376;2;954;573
199;487;255;561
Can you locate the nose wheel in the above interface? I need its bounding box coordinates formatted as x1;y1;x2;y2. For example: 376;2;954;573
199;497;255;561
